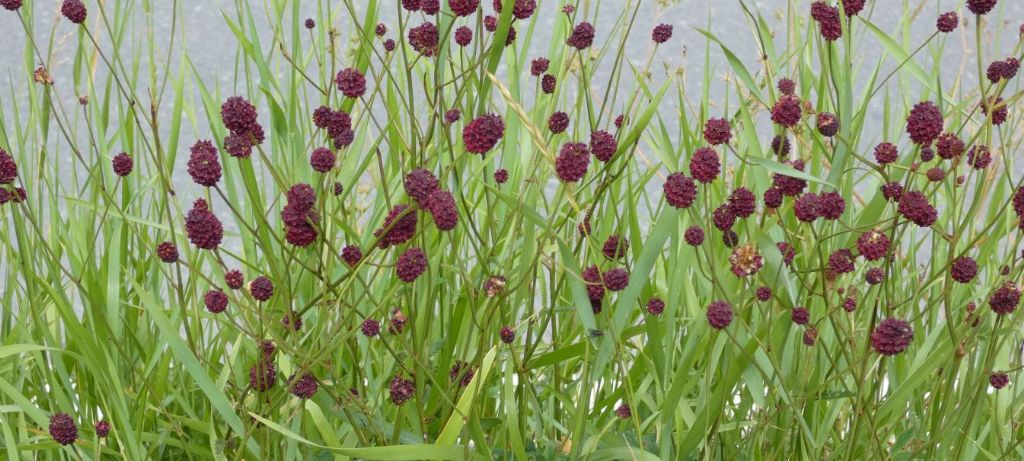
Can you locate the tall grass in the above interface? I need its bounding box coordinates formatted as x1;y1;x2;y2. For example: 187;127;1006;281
1;0;1023;459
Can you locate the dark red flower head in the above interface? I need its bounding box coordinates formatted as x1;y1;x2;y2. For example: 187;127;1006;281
715;228;734;246
463;113;505;154
450;361;476;387
967;0;998;15
361;318;381;337
865;267;885;285
454;26;473;46
281;183;319;247
221;96;259;134
312;106;333;128
603;267;629;291
582;265;605;302
703;117;732;145
420;0;440;14
684;225;705;246
589;130;617;162
706;300;733;329
426;189;458;231
1014;187;1024;219
950;256;978;283
771;95;803;127
500;325;515;343
881;182;904;202
989;283;1021;315
484;15;498;31
818;191;845;220
567;22;595;49
493;0;536;19
185;199;223;250
646;298;665;315
803;327;818;346
409;22;440;56
937;12;959;32
794;193;820;222
396;247;428;282
906;102;944;145
0;0;22;11
763;187;783;208
841;0;865;16
249;360;277;392
990;372;1010;389
770;137;791;159
541;74;557;94
341;245;362;267
374;204;418;248
404;169;439;206
755;286;772;301
602;234;629;260
225;269;244;289
310;147;336;172
61;0;87;24
94;420;110;438
49;413;78;445
289;372;318;399
689;147;721;183
157;241;179;263
871;318;913;355
389;376;415;405
335;68;366;98
187;140;222;186
713;204;736;231
918;146;935;163
897;190;938;227
494;168;509;184
403;0;421;11
843;294;857;312
810;2;842;41
777;78;796;96
531;57;550;76
857;230;890;261
450;0;480;17
204;289;228;314
111;152;133;177
548;111;570;134
828;249;856;274
249;276;274;301
874;142;899;165
652;24;673;44
981;97;1008;125
987;60;1013;83
817;112;840;137
0;149;16;184
935;132;964;159
664;173;697;209
791;307;809;325
555;142;590;183
728;187;757;218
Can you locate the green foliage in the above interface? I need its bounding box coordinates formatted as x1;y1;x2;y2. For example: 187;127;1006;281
1;0;1023;460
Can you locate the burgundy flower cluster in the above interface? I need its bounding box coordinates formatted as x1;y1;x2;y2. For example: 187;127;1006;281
221;97;266;158
185;199;223;250
281;183;319;247
313;105;355;148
